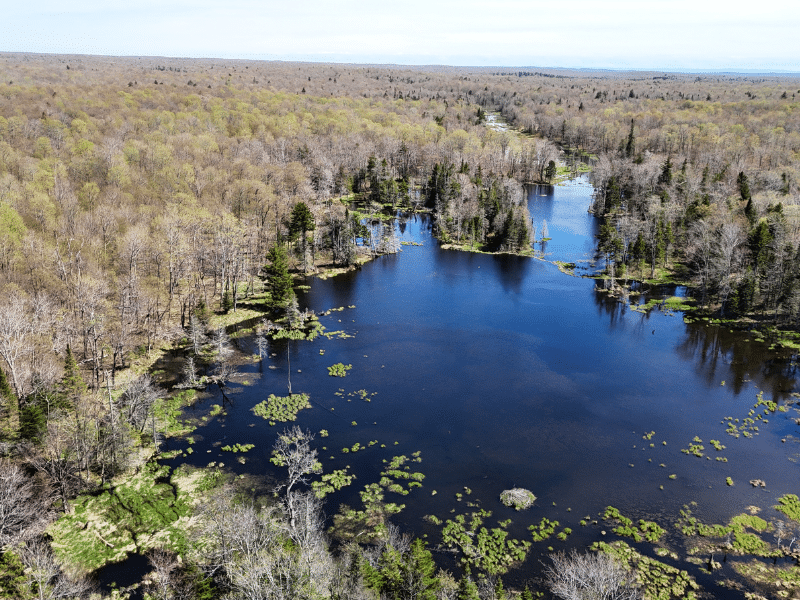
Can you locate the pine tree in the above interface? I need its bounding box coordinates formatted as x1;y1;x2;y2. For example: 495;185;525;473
520;586;534;600
289;202;316;271
495;577;507;600
58;345;86;411
264;243;294;311
457;575;480;600
625;119;636;158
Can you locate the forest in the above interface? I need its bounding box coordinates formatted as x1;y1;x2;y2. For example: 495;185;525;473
1;52;800;599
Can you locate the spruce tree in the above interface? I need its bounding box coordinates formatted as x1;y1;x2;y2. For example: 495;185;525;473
264;243;294;311
289;202;316;271
58;344;86;411
625;119;636;158
457;575;480;600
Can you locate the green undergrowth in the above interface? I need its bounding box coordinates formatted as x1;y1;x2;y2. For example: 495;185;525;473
633;295;695;314
155;389;199;437
220;443;254;453
48;462;202;574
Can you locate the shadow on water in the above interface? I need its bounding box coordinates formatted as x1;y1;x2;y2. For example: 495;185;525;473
95;553;149;599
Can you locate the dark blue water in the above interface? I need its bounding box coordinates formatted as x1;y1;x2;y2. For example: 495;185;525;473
160;177;799;591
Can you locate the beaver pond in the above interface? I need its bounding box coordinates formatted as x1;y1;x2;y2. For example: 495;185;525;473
158;176;800;595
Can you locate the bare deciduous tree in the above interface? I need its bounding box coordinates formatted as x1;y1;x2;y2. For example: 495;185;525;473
0;460;51;545
546;550;643;600
120;373;159;433
19;537;94;600
271;426;321;529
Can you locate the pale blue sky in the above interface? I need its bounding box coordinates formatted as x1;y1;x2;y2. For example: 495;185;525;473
3;0;798;71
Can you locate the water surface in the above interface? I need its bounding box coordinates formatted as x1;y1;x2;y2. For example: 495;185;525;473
168;177;800;591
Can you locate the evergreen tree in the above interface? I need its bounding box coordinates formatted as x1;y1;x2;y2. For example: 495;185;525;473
625;119;636;158
545;160;557;182
495;577;507;600
457;575;480;600
738;171;752;202
264;243;294;311
520;586;534;600
289;202;316;272
658;156;673;187
0;367;18;440
58;344;86;411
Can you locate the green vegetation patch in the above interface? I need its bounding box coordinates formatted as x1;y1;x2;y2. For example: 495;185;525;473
155;389;198;437
48;462;192;573
220;443;255;453
602;507;665;543
327;362;353;376
251;393;311;423
776;494;800;523
529;517;559;542
311;468;356;499
441;508;531;575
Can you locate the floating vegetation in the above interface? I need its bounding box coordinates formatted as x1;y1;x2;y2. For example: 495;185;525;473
328;363;353;377
251;393;311;423
529;517;559;542
311;468;356;499
329;482;405;544
603;507;665;543
499;488;537;510
220;443;254;453
425;514;443;525
319;429;329;437
642;430;656;440
775;494;800;522
322;330;353;339
681;436;705;457
441;508;531;575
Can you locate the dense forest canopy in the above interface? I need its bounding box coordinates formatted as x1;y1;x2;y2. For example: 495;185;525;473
1;52;800;599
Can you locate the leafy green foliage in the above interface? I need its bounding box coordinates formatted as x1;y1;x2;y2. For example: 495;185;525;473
529;517;559;542
327;362;352;377
776;494;800;523
311;468;356;498
441;509;531;575
220;443;254;453
602;507;666;543
251;393;311;423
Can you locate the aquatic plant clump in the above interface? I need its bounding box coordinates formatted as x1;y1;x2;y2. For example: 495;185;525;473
327;363;352;377
500;488;537;510
251;393;311;423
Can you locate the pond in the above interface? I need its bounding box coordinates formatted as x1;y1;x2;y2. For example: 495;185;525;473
164;176;800;592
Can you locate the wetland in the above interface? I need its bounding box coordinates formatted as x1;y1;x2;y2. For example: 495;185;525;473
158;176;800;595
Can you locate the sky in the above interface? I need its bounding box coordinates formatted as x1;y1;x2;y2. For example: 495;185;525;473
3;0;799;72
